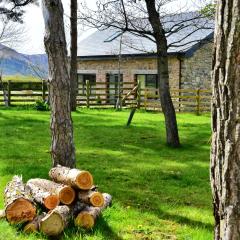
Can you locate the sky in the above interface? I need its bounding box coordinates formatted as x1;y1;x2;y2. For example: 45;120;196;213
17;0;211;55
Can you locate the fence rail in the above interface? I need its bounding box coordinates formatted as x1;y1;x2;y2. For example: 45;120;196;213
0;80;211;114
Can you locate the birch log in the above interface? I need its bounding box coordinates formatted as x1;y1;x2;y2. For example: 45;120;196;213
4;176;36;223
23;213;46;233
78;190;104;207
75;193;112;229
0;210;5;219
40;205;70;236
49;165;93;190
26;182;59;210
27;179;75;205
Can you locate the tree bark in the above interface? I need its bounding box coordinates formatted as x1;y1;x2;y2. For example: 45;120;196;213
49;165;93;190
4;176;36;223
70;0;78;111
145;0;180;147
42;0;76;168
211;0;240;239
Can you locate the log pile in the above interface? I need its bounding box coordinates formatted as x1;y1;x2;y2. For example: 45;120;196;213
1;165;112;236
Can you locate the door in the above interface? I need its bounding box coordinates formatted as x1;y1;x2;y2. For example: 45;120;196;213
106;74;123;104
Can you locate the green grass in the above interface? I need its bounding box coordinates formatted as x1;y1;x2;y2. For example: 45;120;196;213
2;75;40;82
0;108;213;240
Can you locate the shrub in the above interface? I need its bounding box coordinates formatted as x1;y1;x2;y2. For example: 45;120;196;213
34;99;50;111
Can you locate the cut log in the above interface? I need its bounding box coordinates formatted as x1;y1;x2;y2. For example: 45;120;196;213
75;193;112;229
23;213;46;233
78;190;104;207
4;176;36;223
71;201;87;217
40;205;70;236
0;209;5;219
27;178;75;205
49;165;93;190
26;182;59;210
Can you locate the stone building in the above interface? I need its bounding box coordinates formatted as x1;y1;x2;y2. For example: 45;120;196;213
77;13;214;101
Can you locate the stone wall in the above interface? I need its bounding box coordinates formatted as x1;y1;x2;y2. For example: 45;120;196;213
77;56;180;89
180;42;213;89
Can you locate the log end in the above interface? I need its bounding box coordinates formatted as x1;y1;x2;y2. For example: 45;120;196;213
75;211;94;229
40;212;64;236
23;223;38;233
59;186;75;205
44;195;60;210
6;198;36;224
76;171;93;190
90;192;104;207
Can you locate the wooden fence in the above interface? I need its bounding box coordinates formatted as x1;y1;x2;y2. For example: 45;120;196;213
0;80;211;114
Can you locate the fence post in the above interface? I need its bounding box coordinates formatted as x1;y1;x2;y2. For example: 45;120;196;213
196;88;200;115
86;80;90;108
7;80;11;106
42;80;46;101
144;90;147;110
137;80;141;109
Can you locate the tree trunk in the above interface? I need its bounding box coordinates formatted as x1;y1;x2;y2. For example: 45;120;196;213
70;0;78;111
40;205;70;236
75;193;112;228
26;182;60;210
49;165;93;190
211;0;240;239
4;176;36;223
42;0;76;168
145;0;180;147
27;178;75;205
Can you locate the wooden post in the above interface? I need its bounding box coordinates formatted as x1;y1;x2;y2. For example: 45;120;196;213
196;88;200;115
86;80;90;108
144;90;147;110
7;80;11;106
42;80;46;101
137;80;141;109
126;108;136;127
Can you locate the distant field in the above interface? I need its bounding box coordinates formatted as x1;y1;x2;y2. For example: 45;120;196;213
2;75;41;82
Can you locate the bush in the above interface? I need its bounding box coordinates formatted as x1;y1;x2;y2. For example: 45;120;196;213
96;96;102;105
34;99;50;111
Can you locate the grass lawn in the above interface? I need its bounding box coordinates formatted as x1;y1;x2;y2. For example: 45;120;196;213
0;108;213;240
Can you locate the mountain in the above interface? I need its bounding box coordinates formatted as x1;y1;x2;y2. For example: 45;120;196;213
0;44;48;78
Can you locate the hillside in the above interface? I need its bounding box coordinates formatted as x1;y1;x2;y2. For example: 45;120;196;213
0;44;48;78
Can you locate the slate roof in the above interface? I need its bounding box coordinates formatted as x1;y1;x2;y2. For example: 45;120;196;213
78;12;214;59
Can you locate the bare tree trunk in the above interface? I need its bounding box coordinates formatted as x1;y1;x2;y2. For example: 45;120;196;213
211;0;240;239
70;0;78;111
116;32;123;110
42;0;76;168
145;0;180;147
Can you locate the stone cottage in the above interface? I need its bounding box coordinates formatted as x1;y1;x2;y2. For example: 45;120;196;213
77;13;214;102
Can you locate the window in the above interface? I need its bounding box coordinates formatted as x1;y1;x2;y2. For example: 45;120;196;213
78;74;96;94
146;75;158;88
136;74;158;89
104;31;122;42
